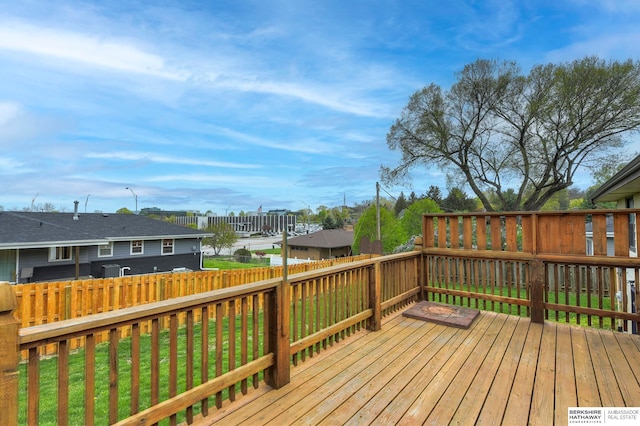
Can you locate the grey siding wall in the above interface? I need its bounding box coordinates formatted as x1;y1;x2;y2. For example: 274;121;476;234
18;247;92;283
16;238;203;282
19;247;90;270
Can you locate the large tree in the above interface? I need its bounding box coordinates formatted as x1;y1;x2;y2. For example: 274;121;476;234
353;205;404;254
400;198;441;238
441;187;477;212
382;57;640;211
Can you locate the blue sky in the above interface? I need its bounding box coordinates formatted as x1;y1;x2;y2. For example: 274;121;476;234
1;0;640;214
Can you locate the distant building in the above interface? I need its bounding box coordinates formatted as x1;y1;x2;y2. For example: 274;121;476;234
140;207;196;217
176;214;297;234
287;229;354;260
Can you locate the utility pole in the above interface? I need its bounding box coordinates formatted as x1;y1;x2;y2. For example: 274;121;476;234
376;182;381;241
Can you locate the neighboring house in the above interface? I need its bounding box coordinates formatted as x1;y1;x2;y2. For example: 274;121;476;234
590;155;640;332
0;210;210;283
287;229;353;260
585;216;615;256
590;154;640;209
590;154;640;257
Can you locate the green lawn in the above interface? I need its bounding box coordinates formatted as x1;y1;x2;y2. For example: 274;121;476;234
252;248;281;255
204;258;264;269
427;282;615;328
19;313;264;426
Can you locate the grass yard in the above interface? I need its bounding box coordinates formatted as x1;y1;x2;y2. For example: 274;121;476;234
203;258;264;269
19;312;265;426
428;282;615;329
203;249;281;270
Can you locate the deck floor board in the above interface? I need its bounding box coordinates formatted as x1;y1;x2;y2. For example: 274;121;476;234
196;308;640;426
529;321;557;426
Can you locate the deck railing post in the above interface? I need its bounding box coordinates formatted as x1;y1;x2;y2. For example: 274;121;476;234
264;281;290;388
414;236;425;301
0;282;19;426
530;259;545;324
368;261;382;331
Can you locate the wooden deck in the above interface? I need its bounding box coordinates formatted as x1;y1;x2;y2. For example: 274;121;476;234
197;307;640;425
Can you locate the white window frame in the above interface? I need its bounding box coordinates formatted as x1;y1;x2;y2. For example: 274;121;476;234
49;246;72;262
98;242;113;258
130;240;144;255
162;239;174;255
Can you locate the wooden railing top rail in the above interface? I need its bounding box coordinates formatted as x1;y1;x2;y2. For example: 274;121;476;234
422;208;640;217
422;247;640;267
285;251;419;284
423;208;640;257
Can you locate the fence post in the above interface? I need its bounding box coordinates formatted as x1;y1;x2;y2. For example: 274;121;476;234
0;282;19;426
264;280;291;389
530;259;545;324
414;236;425;301
368;261;382;331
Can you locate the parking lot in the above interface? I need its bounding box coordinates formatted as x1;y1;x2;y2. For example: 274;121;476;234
202;235;284;256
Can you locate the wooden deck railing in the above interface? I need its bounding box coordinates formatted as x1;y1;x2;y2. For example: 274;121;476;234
12;254;373;356
422;210;640;331
3;209;640;425
0;251;420;425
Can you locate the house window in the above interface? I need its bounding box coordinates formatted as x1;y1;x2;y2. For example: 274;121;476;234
162;239;174;255
131;240;144;255
49;246;72;261
98;242;113;257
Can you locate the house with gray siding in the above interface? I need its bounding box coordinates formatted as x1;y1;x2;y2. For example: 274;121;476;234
0;210;209;283
590;154;640;333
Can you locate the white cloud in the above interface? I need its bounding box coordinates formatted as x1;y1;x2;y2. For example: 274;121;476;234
0;102;21;126
0;21;188;81
572;0;640;13
546;32;640;62
210;125;336;154
85;151;261;169
0;157;29;174
143;173;292;188
0;101;69;146
0;19;397;118
211;76;391;118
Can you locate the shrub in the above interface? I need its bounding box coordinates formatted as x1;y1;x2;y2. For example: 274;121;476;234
233;248;252;263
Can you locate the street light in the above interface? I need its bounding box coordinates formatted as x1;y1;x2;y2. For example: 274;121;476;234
125;187;138;214
300;200;311;233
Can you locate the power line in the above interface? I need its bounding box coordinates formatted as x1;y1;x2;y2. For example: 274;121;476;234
377;183;398;202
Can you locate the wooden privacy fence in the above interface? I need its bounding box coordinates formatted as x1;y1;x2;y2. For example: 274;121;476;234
422;209;640;331
12;254;373;356
0;251;420;426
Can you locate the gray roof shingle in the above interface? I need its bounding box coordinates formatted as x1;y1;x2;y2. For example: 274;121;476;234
0;211;208;249
287;229;354;248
